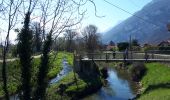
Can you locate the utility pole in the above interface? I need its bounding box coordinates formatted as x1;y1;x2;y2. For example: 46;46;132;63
129;35;133;59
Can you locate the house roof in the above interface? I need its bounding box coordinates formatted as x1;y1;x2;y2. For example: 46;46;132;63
158;39;170;46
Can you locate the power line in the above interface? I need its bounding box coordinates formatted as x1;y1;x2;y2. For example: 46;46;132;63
103;0;163;29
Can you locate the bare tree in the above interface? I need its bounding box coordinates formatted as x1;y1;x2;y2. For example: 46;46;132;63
64;29;77;52
33;0;88;99
31;22;42;52
0;0;22;99
82;25;100;53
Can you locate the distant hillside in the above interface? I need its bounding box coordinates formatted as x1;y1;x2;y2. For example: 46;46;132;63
102;0;170;45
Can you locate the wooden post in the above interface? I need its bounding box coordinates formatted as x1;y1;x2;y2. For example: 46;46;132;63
145;51;148;62
73;50;78;90
151;51;154;59
106;52;108;62
113;51;116;59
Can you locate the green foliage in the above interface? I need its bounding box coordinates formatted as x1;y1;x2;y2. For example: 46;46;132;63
33;34;52;100
64;52;73;66
143;46;159;52
138;63;170;100
47;71;102;100
11;45;18;57
47;52;64;78
129;62;146;82
0;52;67;98
132;39;140;46
117;42;129;51
17;12;33;100
0;60;21;98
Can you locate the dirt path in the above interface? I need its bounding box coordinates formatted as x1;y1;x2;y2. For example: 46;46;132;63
0;55;41;63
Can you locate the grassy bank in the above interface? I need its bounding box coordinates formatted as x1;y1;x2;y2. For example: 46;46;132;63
47;71;102;100
64;52;74;66
138;63;170;100
0;52;65;97
47;53;103;100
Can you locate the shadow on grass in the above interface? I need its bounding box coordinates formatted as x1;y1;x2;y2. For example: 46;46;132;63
69;61;102;99
134;83;170;100
143;83;170;94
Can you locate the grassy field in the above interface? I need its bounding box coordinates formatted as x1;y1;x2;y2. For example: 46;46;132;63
138;63;170;100
0;52;66;98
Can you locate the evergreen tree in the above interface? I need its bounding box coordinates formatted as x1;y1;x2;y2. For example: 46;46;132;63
18;12;33;100
33;33;52;100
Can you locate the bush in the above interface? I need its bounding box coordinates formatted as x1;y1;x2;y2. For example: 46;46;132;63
101;67;108;79
117;42;129;51
130;62;147;82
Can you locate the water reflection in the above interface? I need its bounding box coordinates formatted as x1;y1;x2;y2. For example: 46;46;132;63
83;68;136;100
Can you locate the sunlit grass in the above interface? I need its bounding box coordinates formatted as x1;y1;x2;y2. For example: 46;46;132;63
141;63;170;90
0;52;68;98
138;63;170;100
138;88;170;100
47;71;102;100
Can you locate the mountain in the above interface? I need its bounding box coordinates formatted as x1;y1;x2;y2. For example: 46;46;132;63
102;0;170;45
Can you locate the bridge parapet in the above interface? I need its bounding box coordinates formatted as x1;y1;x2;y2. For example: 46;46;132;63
77;51;170;62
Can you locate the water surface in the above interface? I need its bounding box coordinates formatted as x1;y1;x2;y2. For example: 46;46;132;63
83;68;136;100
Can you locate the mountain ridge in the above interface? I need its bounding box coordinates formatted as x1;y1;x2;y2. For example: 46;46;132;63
102;0;170;45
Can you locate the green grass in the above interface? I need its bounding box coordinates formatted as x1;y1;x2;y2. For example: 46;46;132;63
138;88;170;100
0;52;67;98
141;63;170;90
47;52;64;79
47;52;102;99
64;52;74;66
138;63;170;100
47;71;102;100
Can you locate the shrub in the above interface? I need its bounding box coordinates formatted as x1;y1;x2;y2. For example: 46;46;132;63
100;67;108;79
117;42;129;51
130;62;147;82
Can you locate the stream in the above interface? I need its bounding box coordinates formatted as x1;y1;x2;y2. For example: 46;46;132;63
83;67;137;100
10;60;136;100
9;59;72;100
49;59;72;84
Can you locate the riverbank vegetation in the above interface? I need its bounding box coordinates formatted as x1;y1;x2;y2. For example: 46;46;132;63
138;63;170;100
0;52;65;98
46;53;104;100
47;71;102;100
105;62;170;100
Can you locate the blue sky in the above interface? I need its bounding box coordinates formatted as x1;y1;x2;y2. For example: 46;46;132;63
82;0;152;33
0;0;152;43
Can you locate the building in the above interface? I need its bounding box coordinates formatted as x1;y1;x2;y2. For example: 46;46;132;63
158;40;170;47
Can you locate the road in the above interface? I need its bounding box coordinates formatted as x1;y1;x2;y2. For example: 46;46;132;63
0;55;41;63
